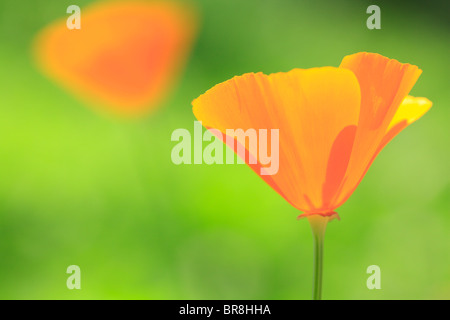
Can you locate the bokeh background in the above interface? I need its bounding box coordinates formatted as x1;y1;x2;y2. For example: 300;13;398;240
0;0;448;299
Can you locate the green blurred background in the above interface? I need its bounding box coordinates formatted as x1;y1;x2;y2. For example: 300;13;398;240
0;0;448;299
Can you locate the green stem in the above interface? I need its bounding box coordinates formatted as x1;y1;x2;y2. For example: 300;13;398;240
307;215;328;300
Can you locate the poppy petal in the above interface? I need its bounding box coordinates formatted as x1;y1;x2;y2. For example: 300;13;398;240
33;1;197;115
193;67;361;212
335;95;432;208
335;53;423;207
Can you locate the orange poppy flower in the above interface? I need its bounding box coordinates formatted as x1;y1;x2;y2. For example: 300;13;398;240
33;0;197;116
192;52;432;219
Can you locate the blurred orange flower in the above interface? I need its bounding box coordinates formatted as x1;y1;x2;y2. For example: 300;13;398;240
192;52;432;218
33;0;197;116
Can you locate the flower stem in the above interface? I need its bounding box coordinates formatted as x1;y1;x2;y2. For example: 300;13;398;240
307;215;329;300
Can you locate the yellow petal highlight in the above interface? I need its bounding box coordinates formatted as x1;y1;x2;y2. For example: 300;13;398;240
375;95;432;159
387;95;432;131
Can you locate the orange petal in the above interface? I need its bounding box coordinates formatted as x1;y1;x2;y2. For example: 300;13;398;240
334;53;424;207
193;67;361;212
33;1;197;116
